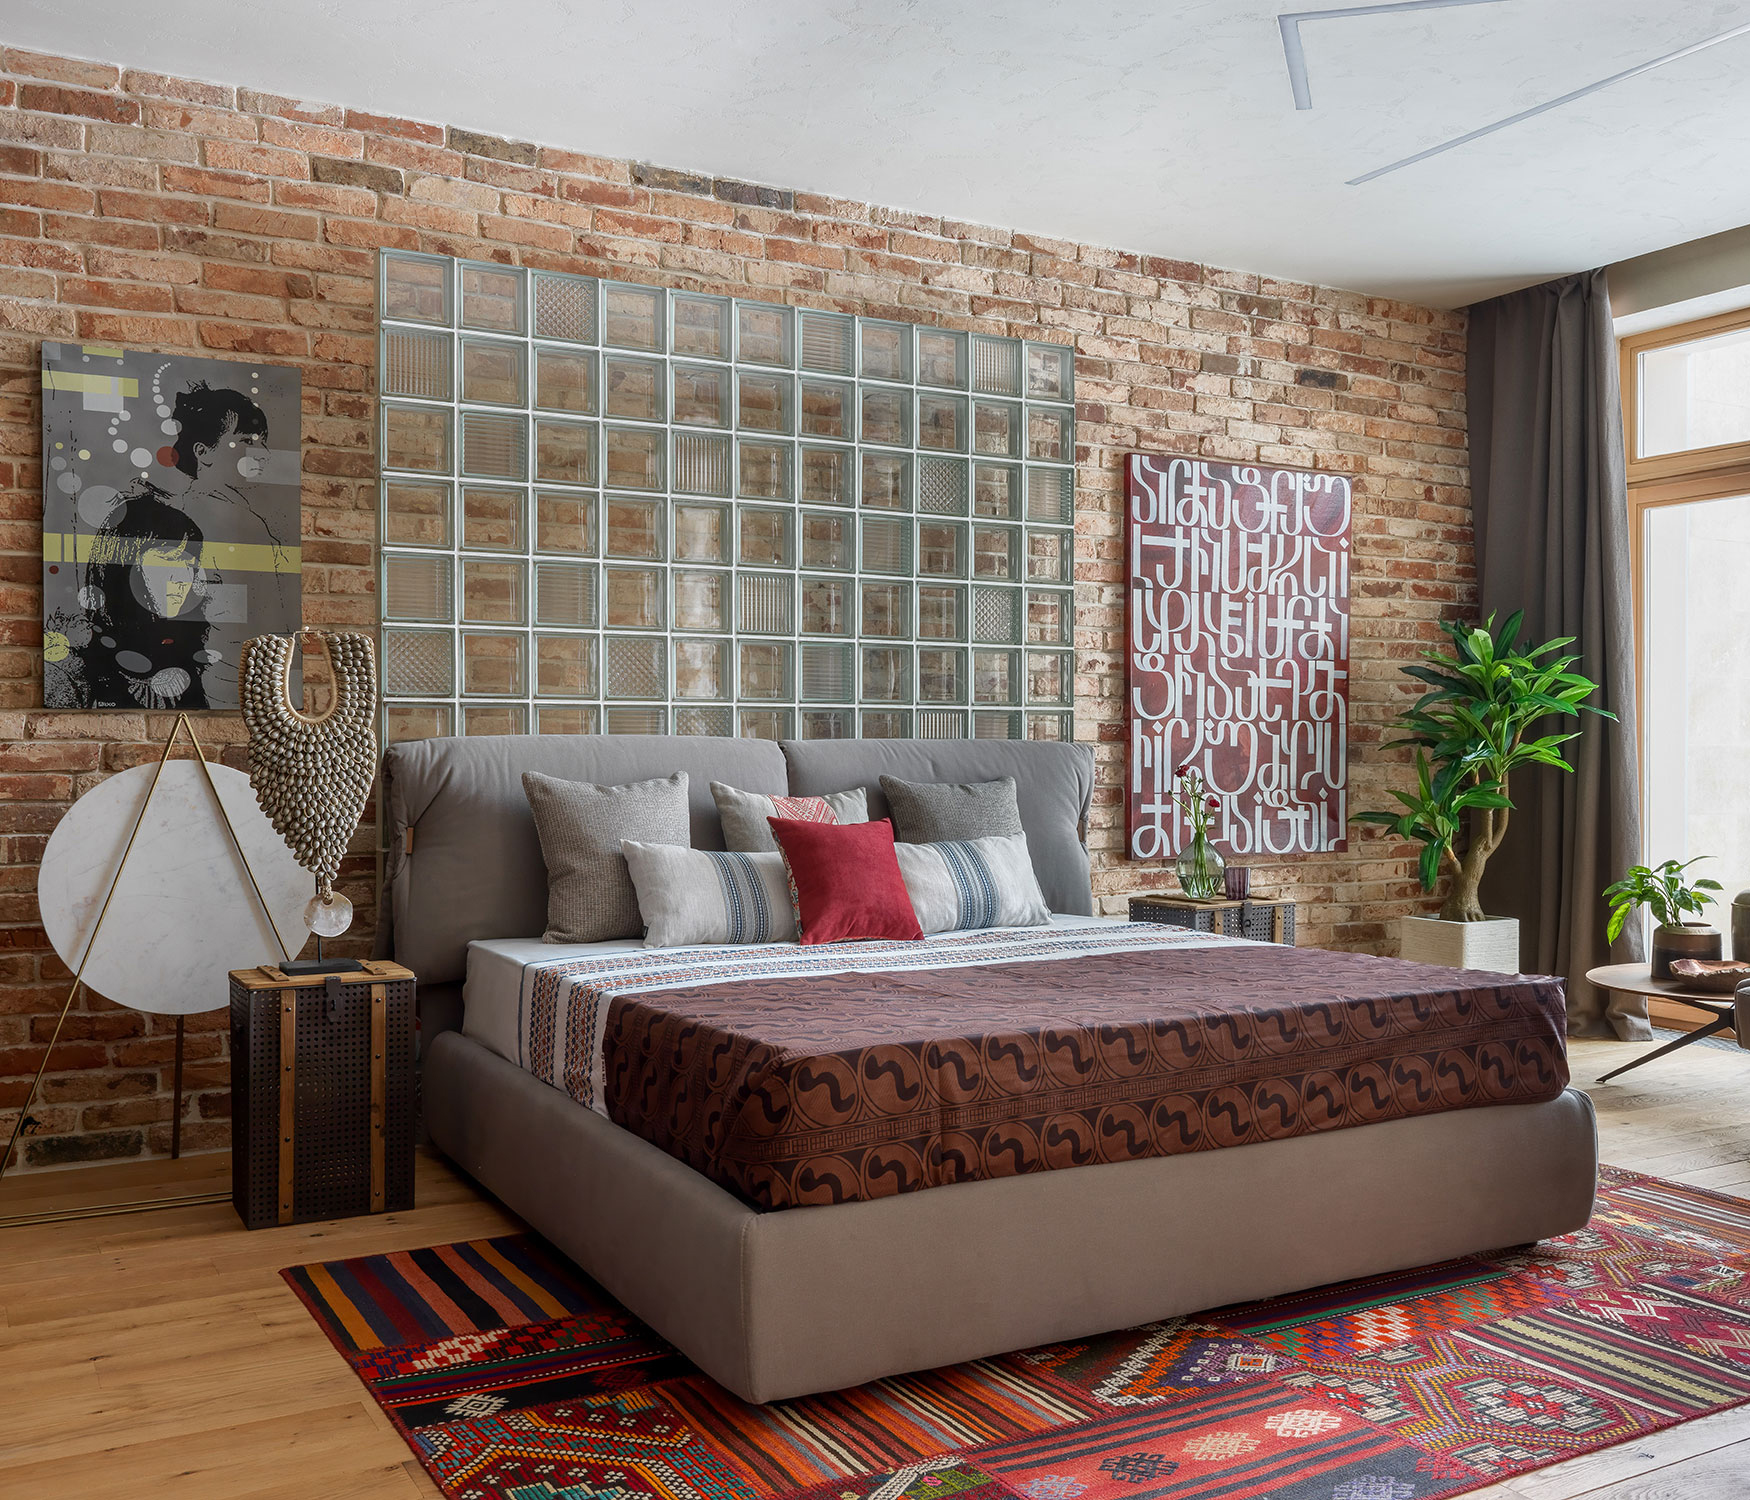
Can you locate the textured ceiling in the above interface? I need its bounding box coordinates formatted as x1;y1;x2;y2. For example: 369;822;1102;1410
7;0;1750;306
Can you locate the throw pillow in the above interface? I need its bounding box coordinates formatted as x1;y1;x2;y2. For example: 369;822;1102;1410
879;773;1025;843
767;816;924;946
710;781;868;853
522;770;689;943
895;833;1051;934
622;841;797;946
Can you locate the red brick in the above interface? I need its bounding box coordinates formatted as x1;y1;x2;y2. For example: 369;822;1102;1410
16;84;138;124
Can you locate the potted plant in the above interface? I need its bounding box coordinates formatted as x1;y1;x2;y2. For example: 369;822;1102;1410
1604;858;1723;980
1355;612;1612;971
1171;765;1224;899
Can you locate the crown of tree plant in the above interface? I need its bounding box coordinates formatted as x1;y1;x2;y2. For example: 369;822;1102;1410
1355;612;1614;923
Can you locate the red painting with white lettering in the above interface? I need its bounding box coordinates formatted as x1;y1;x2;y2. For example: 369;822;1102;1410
1126;454;1350;860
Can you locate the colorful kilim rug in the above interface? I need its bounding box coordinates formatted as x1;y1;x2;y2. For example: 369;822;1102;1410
284;1166;1750;1500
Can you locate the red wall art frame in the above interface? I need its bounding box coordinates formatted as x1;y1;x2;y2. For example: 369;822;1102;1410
1125;453;1351;861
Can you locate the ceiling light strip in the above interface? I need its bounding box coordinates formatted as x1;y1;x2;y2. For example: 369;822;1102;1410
1278;0;1506;110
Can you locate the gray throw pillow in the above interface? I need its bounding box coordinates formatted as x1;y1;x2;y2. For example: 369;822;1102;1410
622;841;798;946
879;774;1024;843
523;770;690;942
710;781;868;853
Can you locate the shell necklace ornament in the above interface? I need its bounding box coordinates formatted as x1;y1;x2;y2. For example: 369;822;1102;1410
239;631;377;934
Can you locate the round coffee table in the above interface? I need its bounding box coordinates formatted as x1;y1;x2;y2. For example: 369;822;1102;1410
1585;962;1742;1082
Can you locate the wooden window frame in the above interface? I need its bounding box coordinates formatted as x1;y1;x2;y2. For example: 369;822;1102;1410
1620;306;1750;485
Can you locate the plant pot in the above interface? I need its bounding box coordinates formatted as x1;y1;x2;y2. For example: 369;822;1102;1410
1399;915;1520;973
1651;922;1722;981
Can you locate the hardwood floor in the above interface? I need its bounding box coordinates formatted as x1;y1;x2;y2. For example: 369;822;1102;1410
1;1036;1748;1498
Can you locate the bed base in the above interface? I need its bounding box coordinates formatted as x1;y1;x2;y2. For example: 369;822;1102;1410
424;1030;1598;1403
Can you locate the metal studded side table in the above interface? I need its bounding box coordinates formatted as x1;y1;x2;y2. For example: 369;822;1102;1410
1128;895;1297;945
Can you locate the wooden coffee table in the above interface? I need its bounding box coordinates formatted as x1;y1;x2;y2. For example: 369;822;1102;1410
1585;962;1742;1082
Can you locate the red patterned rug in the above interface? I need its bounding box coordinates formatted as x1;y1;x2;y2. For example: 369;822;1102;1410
284;1165;1750;1500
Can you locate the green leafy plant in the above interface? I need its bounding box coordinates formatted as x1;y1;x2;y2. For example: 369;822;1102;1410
1604;858;1721;943
1354;612;1613;923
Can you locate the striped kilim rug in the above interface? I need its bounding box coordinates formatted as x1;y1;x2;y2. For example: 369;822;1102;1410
285;1166;1750;1500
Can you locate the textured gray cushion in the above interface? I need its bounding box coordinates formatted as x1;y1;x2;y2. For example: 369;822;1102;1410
710;782;868;853
623;842;797;947
895;834;1050;933
880;774;1024;843
522;771;690;942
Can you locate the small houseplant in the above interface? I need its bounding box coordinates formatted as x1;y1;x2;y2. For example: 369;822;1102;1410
1171;765;1224;899
1604;857;1723;980
1356;612;1612;969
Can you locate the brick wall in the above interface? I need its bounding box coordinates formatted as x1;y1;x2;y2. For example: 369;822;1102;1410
0;45;1469;1171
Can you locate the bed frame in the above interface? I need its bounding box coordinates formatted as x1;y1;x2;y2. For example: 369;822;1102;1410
384;733;1599;1404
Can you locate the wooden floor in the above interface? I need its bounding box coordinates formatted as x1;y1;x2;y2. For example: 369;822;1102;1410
2;1036;1749;1497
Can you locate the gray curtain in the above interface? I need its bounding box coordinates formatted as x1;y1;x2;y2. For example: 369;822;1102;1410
1467;269;1649;1040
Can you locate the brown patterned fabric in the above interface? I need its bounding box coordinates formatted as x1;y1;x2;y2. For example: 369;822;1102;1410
602;944;1568;1210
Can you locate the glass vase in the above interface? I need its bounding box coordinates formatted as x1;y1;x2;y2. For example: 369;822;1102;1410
1176;830;1225;900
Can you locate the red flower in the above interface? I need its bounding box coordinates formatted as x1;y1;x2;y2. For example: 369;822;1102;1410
1206;795;1220;809
1176;763;1190;776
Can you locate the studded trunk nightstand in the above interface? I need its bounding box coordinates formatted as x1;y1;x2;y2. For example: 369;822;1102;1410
1127;895;1296;945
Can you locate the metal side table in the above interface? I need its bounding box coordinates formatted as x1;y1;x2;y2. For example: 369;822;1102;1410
1585;962;1742;1083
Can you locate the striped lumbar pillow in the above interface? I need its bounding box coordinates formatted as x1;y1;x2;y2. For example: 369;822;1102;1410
621;840;797;947
894;833;1051;934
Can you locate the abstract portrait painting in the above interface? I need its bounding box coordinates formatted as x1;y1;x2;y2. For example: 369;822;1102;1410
41;344;302;710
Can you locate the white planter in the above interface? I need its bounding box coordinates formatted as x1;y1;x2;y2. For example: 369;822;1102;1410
1399;915;1520;973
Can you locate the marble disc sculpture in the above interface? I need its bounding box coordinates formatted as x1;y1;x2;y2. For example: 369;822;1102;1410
37;760;310;1016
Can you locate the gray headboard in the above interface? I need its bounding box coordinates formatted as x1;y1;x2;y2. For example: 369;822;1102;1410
383;734;1095;990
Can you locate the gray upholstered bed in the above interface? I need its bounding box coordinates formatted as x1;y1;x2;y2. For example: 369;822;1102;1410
383;733;1598;1403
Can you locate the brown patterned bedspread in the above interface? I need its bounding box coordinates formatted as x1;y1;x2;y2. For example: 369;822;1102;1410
601;943;1567;1210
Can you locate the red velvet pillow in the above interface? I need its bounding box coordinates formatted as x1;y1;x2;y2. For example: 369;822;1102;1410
767;815;924;945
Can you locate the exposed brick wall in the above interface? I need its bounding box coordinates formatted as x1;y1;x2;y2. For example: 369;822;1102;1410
0;45;1469;1171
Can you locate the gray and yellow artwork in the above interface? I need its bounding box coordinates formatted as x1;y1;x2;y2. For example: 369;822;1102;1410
40;344;302;710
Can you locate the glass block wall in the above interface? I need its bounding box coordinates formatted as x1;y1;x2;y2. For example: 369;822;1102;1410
376;251;1077;743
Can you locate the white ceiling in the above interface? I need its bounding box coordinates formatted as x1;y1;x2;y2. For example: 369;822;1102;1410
8;0;1750;306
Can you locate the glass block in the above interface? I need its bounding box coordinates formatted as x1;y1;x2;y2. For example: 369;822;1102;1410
974;649;1019;704
673;292;730;360
917;392;967;453
460;262;523;334
461;558;526;624
1027;528;1071;583
974;524;1018;581
738;439;792;500
605;635;666;699
801;575;850;635
386;701;452;742
533;271;596;344
462;410;527;480
674;637;730;700
1027;588;1071;645
384;553;452;622
861;452;910;510
801;708;853;739
1028;712;1071;741
861;516;911;575
535;560;596;626
917;583;966;640
383;628;454;697
738;506;792;568
801;642;853;702
459;486;524;552
1027;342;1072;400
974;586;1022;643
975;462;1023;519
974;709;1023;740
383;403;451;474
861;386;910;447
738;572;794;634
798;310;854;375
461;337;525;406
672;364;730;427
603;425;663;490
383;479;451;548
861;581;910;638
532;417;594;486
739;640;790;700
800;445;854;506
1027;466;1073;523
676;705;732;736
604;496;663;560
918;647;965;703
973;335;1023;396
737;302;792;366
861;649;909;704
1028;650;1073;704
800;512;852;572
798;378;852;440
383;253;449;325
674;569;730;632
673;431;732;496
917;709;967;739
535;347;595;414
603;282;663;351
603;355;666;423
918;521;966;578
535;489;595;555
739;708;791;741
860;320;911;383
539;704;600;735
464;702;527;736
603;566;664;629
974;400;1022;457
384;327;452;400
917;328;967;389
1027;404;1072;462
861;709;911;738
918;456;968;515
673;504;730;564
608;705;667;733
535;633;597;696
738;371;793;434
462;631;525;696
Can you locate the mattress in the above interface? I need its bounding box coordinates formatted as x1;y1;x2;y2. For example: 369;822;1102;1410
463;920;1569;1210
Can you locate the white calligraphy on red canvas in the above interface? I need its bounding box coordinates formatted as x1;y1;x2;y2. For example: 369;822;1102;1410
1126;454;1350;859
